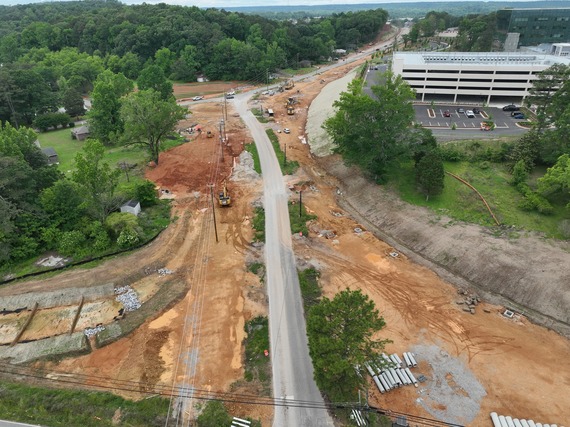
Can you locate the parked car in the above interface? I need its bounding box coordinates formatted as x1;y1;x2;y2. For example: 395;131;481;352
457;107;465;114
473;108;480;114
283;128;291;134
192;96;203;101
466;110;475;118
512;113;526;119
225;94;234;99
502;104;520;111
443;110;451;117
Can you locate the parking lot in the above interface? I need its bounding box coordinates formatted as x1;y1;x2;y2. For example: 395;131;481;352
413;105;528;131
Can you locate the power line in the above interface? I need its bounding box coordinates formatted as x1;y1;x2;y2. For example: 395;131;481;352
0;363;464;426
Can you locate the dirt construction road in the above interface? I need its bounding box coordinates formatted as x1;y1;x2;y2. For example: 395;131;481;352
1;30;569;427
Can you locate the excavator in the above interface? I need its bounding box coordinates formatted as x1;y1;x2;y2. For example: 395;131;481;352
284;79;295;90
218;181;231;207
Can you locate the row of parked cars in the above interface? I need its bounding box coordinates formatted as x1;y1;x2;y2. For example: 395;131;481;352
443;105;525;120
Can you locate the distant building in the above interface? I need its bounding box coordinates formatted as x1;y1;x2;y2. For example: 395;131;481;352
498;8;570;48
120;200;141;216
551;42;570;56
392;51;570;104
41;147;59;165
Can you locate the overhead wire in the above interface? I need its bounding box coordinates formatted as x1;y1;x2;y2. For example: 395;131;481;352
0;362;464;425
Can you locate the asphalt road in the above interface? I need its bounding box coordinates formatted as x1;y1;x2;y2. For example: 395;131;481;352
233;97;333;426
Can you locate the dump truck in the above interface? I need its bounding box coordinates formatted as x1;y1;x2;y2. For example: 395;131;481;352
218;181;231;207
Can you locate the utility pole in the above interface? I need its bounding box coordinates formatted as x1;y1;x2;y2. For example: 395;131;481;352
219;120;224;162
283;144;287;167
266;68;270;92
299;190;302;218
208;184;219;243
121;161;130;182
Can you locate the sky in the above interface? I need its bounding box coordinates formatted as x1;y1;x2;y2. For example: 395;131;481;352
0;0;537;7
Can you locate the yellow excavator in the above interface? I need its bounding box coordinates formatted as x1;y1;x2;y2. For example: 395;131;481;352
218;181;231;207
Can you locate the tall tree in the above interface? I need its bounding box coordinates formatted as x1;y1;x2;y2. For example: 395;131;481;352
416;149;445;201
527;64;570;132
120;89;186;165
307;289;389;401
137;64;173;100
72;139;123;222
88;70;133;145
538;154;570;208
323;73;415;181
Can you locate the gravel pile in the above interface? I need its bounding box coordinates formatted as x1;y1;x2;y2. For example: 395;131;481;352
412;344;486;425
231;151;260;182
84;325;105;337
157;268;173;276
114;285;141;311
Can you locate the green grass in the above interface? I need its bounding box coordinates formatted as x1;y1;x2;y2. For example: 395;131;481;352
288;199;317;236
389;160;569;238
265;129;299;175
251;108;269;123
298;267;321;311
37;128;186;177
243;316;271;394
252;207;265;242
37;128;85;173
244;142;262;174
0;380;169;426
247;262;264;275
280;66;318;76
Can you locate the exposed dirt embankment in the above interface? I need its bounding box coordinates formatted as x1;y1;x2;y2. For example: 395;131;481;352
318;156;570;337
305;66;570;337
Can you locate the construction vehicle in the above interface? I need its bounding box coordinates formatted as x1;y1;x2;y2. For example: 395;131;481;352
218;181;231;207
206;131;214;138
284;79;295;90
287;106;295;115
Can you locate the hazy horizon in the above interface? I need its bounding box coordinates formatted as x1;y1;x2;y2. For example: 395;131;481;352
0;0;545;7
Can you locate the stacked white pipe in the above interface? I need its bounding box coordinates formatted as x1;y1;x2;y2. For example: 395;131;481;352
490;412;565;427
367;352;419;394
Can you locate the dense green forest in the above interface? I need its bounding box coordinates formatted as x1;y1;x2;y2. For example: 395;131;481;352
227;1;570;19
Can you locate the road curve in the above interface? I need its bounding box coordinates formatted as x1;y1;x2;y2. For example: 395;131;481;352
233;97;333;427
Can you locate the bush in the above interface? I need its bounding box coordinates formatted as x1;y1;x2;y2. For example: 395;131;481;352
33;112;71;132
135;180;159;207
518;190;554;215
439;146;465;162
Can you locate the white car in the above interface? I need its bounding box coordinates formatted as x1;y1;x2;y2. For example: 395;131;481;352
283;128;291;134
466;110;475;118
192;96;203;101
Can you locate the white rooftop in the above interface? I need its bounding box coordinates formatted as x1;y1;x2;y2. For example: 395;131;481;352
394;52;570;66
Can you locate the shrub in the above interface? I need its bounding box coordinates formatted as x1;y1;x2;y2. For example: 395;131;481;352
439;146;465;162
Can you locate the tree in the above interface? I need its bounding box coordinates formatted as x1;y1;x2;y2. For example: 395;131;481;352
88;70;133;145
72;139;123;222
62;88;85;118
508;130;540;172
120;89;186;165
306;288;389;401
527;64;570;131
137;64;173;100
416;150;445;201
323;73;415;182
538;154;570;208
196;401;232;427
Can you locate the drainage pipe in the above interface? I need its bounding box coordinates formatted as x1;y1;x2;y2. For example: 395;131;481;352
403;352;412;367
408;352;418;367
527;421;536;427
491;412;501;427
404;368;418;384
379;374;391;390
520;420;530;427
389;368;402;386
514;419;523;427
365;363;375;377
506;416;516;427
498;415;509;427
373;375;385;393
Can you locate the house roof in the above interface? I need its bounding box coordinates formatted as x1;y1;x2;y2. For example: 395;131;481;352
41;147;57;157
72;125;90;135
123;200;140;208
